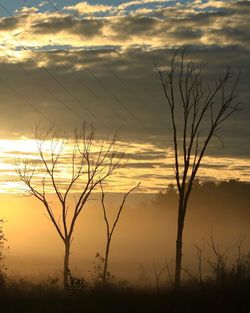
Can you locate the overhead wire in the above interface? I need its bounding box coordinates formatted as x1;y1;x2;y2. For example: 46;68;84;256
0;75;51;122
114;48;171;131
45;0;163;138
22;0;149;137
0;2;112;133
0;1;171;186
0;45;80;122
0;1;169;143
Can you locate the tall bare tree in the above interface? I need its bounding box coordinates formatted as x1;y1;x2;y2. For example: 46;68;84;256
157;51;240;288
100;182;140;283
17;124;122;288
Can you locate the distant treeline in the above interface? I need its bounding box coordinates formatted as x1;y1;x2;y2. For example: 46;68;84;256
153;179;250;214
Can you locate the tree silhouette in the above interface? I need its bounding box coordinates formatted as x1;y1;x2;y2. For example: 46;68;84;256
17;124;122;288
100;182;140;283
156;50;240;288
0;219;7;284
154;179;250;220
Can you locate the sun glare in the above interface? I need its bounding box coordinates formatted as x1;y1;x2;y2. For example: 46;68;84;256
0;139;248;194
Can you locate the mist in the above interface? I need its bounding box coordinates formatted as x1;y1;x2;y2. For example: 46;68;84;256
2;180;249;284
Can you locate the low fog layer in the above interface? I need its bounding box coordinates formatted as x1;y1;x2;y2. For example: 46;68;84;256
1;180;250;284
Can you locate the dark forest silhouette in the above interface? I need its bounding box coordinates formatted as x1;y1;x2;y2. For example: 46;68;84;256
153;179;250;214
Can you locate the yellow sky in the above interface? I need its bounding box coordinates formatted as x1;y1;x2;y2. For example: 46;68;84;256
0;138;249;194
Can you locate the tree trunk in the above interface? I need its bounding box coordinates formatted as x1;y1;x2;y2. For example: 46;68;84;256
174;196;186;288
63;240;70;289
174;218;184;288
102;238;111;283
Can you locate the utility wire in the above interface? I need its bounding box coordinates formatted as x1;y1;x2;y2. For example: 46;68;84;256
45;0;159;138
0;76;51;122
0;46;81;121
22;0;147;136
0;3;112;133
54;0;170;130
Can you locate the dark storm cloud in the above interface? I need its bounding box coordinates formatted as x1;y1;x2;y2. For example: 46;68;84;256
0;16;19;31
182;11;231;26
208;27;250;46
231;0;250;12
110;16;161;39
31;15;104;38
30;15;76;33
168;28;202;40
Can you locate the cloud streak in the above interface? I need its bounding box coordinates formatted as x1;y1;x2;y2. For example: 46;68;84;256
0;139;249;193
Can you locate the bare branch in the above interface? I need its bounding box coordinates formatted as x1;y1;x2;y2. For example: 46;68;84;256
17;123;124;287
157;49;240;288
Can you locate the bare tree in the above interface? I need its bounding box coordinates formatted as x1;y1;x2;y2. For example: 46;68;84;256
157;50;240;288
100;182;140;283
17;124;122;288
153;262;167;295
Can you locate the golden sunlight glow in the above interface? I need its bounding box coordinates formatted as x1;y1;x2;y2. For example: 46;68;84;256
0;139;249;194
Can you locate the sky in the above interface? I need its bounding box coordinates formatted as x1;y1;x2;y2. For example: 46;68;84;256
0;0;249;193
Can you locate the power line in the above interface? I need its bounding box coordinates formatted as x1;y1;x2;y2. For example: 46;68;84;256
0;46;79;120
45;0;160;138
23;0;159;138
0;76;51;122
0;3;112;133
22;0;146;135
57;0;169;130
0;1;166;141
113;49;171;130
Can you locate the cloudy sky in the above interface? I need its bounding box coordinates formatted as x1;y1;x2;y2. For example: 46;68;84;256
0;0;249;192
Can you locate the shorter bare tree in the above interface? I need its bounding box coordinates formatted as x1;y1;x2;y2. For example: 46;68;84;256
153;262;168;295
100;182;140;283
17;124;123;288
